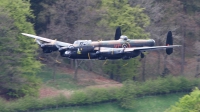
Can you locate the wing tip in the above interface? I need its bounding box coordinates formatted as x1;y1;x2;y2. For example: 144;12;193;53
21;33;29;36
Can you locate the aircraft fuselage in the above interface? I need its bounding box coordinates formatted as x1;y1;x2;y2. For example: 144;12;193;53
61;38;155;60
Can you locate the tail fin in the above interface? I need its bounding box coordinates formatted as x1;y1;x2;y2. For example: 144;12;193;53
115;27;121;40
166;31;173;55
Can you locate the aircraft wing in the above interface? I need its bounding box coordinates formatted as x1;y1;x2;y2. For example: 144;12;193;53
95;45;181;53
124;45;181;52
21;33;72;47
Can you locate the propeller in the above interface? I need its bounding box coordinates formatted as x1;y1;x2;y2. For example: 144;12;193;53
115;26;121;40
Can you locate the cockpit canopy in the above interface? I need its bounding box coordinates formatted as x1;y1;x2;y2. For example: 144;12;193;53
73;40;92;46
120;35;128;40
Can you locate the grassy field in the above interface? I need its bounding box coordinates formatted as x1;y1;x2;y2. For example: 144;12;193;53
37;67;88;90
40;93;186;112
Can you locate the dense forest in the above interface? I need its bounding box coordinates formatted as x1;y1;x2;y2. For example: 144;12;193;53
0;0;200;111
29;0;200;81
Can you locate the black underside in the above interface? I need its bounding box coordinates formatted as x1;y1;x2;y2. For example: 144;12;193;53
42;45;58;53
65;50;141;60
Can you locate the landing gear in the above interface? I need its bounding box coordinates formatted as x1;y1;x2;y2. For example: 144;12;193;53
141;53;145;58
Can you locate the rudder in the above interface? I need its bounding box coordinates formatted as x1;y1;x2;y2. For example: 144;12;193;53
166;31;173;55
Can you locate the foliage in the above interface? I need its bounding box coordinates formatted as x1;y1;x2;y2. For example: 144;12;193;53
40;93;185;112
101;0;150;81
0;76;198;111
123;76;200;96
101;0;150;39
68;87;123;105
0;88;121;112
0;0;42;75
166;87;200;112
0;8;23;97
103;59;140;81
0;0;42;98
119;80;136;109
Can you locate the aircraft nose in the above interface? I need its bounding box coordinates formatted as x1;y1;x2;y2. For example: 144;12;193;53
64;51;71;57
151;39;155;46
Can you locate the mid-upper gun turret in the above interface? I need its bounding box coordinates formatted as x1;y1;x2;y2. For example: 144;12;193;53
119;35;128;41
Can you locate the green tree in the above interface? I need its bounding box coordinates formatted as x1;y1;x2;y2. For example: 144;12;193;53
166;87;200;112
101;0;150;39
0;9;23;98
101;0;150;81
103;59;140;81
0;0;42;75
119;80;136;109
0;0;42;98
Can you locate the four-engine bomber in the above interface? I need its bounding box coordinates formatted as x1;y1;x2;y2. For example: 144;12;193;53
21;27;181;60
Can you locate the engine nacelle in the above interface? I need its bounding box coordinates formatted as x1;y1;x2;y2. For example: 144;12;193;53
122;50;141;60
41;45;58;53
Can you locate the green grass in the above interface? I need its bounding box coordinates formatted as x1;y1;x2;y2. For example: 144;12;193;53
40;93;186;112
132;93;186;112
36;67;85;90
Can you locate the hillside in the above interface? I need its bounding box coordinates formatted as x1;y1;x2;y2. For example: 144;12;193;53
130;0;200;78
38;66;122;98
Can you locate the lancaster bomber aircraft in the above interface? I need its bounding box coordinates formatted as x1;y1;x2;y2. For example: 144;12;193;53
21;27;181;60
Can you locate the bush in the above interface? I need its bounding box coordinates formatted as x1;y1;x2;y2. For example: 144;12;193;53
119;80;136;109
0;75;199;111
55;95;68;107
69;91;88;105
121;75;200;97
86;88;121;103
166;87;200;112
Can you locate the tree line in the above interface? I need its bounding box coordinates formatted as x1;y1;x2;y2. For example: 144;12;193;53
0;0;42;98
0;0;150;98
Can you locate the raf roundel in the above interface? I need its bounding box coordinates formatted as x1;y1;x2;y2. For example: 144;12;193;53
122;44;128;48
